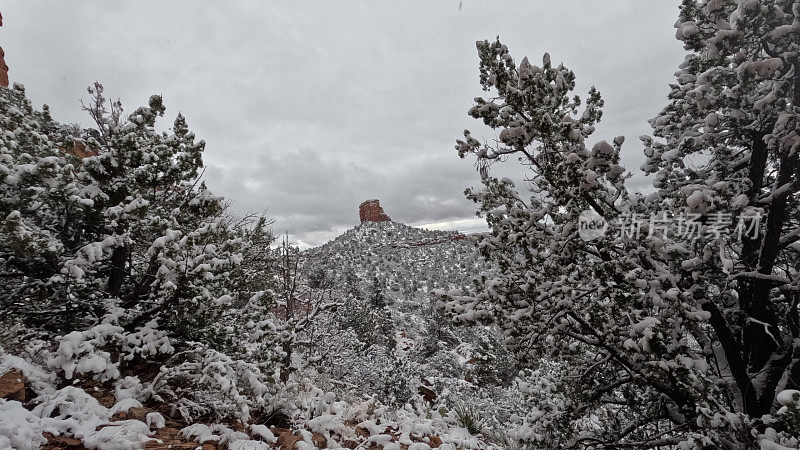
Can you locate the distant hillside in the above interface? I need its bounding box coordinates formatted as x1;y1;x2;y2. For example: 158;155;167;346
306;220;488;299
298;218;522;435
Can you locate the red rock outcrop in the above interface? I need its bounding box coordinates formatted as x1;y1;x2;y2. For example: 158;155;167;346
359;199;391;223
61;139;99;158
0;369;25;401
0;12;7;88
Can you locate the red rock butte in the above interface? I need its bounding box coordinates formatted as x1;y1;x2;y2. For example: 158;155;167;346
359;199;391;223
0;12;8;87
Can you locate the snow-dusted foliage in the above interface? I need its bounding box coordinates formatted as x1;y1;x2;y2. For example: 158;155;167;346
298;221;528;440
0;80;507;448
303;221;496;397
140;343;277;422
438;0;800;445
308;221;488;296
0;82;257;345
0;82;289;444
6;1;798;447
0;356;155;449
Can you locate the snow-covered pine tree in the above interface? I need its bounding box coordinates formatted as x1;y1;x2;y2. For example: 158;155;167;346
438;6;800;443
643;0;800;431
0;81;243;342
437;39;656;445
1;82;287;422
0;85;114;333
63;83;251;348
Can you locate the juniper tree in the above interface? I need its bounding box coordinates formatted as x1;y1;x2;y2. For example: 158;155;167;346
643;0;800;422
0;82;290;422
438;2;800;444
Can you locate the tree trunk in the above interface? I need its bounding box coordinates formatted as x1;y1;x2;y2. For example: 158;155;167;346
106;244;128;297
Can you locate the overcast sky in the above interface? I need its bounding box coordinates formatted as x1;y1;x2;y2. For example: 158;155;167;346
3;1;685;247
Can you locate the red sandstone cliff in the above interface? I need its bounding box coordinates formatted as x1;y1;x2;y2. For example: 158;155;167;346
0;12;8;87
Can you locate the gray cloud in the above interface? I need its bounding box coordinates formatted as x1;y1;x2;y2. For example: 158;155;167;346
3;1;685;247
